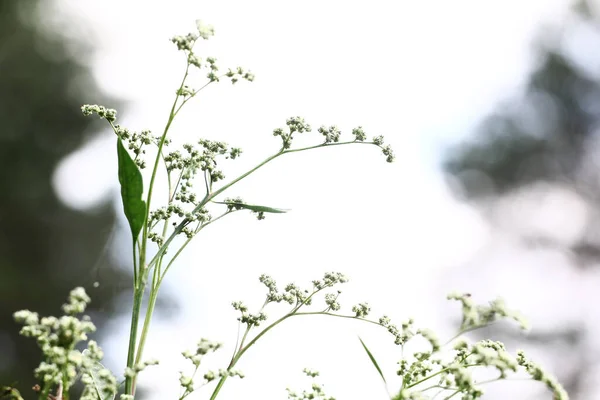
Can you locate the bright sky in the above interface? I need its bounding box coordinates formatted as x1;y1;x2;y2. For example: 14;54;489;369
47;1;579;399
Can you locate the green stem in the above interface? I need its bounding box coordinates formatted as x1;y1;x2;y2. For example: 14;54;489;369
442;322;499;346
124;60;192;397
282;140;376;154
294;311;384;328
405;356;474;390
134;260;162;367
147;140;380;270
141;64;190;262
159;211;231;283
209;311;292;400
146;150;284;270
209;289;333;400
124;285;145;394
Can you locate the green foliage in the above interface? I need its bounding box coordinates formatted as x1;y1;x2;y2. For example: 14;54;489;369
117;138;147;242
81;350;118;400
6;17;569;400
0;0;128;390
0;385;24;400
359;337;387;386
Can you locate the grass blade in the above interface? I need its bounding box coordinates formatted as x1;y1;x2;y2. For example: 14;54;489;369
358;336;387;385
214;200;289;214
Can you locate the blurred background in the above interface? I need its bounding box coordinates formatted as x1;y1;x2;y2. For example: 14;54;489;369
2;0;600;399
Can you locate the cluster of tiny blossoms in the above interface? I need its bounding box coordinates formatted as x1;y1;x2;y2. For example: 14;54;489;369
81;104;162;170
286;369;335;400
148;139;246;242
13;288;118;400
163;139;241;188
178;339;243;398
447;292;530;331
272;289;567;400
171;20;254;84
232;272;351;325
272;117;394;162
388;293;567;400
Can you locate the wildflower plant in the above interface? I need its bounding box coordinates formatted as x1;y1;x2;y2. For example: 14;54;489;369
9;19;568;400
358;293;569;400
286;369;336;400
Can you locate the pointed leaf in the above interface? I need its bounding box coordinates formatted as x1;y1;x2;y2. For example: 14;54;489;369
214;201;289;214
117;138;146;240
358;336;387;385
82;350;116;400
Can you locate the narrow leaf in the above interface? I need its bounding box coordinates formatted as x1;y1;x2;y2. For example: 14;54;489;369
82;350;116;400
358;336;387;385
117;138;146;240
214;201;289;214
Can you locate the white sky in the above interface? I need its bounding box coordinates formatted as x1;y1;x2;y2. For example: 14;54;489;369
45;1;587;399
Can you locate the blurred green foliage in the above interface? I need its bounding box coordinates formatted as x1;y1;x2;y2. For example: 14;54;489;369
444;0;600;265
0;0;130;392
443;1;600;398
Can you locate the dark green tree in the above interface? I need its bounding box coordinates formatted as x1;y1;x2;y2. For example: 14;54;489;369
445;1;600;264
0;0;132;393
443;1;600;398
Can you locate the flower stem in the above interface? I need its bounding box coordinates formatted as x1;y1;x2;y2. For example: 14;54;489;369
124;284;145;395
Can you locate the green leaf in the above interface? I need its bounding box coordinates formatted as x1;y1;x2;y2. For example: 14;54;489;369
117;138;146;241
214;201;289;214
358;336;387;385
82;350;116;400
0;385;24;400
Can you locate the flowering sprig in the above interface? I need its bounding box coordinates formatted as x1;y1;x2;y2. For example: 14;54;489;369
13;288;118;400
170;20;253;85
206;272;359;398
271;118;394;162
78;19;395;400
286;369;336;400
447;292;530;333
367;293;567;400
176;339;244;400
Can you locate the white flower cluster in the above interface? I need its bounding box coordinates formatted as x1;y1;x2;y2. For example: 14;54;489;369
170;20;253;84
178;338;243;399
387;294;567;400
14;288;118;399
81;104;116;123
447;292;530;331
273;116;313;149
230;272;353;346
517;351;568;400
286;368;336;400
232;301;268;327
124;358;159;378
271;117;394;162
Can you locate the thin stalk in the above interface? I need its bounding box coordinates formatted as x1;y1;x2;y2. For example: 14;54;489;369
124;285;145;394
124;61;191;396
443;322;499;346
159;211;231;283
209;311;292;400
147;139;380;270
133;262;162;366
209;290;331;400
294;311;385;328
282;140;376;155
405;356;474;390
146;151;284;270
141;64;190;265
132;241;138;289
